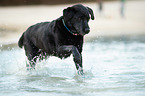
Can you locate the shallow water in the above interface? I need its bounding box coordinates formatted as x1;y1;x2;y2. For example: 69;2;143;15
0;38;145;96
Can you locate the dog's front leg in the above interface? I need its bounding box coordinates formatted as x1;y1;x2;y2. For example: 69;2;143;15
58;45;83;75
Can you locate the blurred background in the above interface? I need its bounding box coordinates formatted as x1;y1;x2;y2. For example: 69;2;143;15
0;0;145;44
0;0;126;6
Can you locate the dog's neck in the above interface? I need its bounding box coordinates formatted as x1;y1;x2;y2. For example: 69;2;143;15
62;19;78;36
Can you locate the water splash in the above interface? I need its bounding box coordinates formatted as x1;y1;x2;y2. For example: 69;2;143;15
1;40;145;96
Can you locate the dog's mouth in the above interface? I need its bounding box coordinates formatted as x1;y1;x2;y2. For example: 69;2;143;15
72;30;89;36
72;27;90;36
74;30;89;36
71;28;88;36
72;32;80;36
73;32;87;36
70;29;79;36
71;30;84;36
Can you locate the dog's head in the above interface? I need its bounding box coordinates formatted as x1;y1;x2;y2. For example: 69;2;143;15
63;4;94;36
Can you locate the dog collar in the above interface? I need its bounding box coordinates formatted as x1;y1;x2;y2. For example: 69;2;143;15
62;19;78;36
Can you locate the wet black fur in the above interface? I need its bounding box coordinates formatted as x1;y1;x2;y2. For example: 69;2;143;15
18;4;94;74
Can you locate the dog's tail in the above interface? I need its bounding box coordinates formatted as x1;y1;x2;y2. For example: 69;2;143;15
18;32;25;48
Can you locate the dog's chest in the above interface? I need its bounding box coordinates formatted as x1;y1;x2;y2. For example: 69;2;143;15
59;36;82;46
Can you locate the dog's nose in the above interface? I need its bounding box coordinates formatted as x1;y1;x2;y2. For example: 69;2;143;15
84;28;90;33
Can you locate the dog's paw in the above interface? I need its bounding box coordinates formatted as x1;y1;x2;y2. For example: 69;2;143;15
77;69;84;75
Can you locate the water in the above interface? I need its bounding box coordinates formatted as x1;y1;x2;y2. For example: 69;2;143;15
0;38;145;96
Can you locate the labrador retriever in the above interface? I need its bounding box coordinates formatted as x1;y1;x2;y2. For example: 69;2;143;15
18;4;94;75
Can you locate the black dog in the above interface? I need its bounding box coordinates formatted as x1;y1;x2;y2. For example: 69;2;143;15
18;4;94;75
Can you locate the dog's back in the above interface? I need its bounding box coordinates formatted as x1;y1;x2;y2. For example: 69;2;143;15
18;21;53;49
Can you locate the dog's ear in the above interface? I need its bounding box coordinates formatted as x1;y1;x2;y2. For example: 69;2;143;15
63;7;75;21
87;7;95;20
